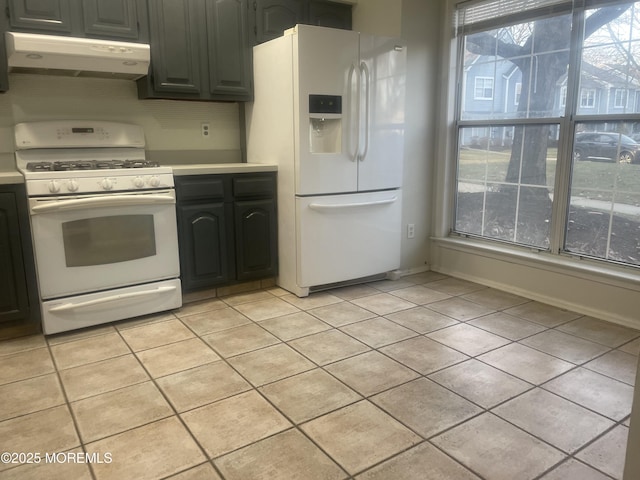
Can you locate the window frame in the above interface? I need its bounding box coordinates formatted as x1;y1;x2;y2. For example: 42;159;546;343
449;0;640;270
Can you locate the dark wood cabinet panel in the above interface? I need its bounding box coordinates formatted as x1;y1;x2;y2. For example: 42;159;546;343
178;202;232;290
139;0;252;101
207;0;252;98
0;185;40;337
175;173;277;292
234;199;277;280
8;0;73;33
255;0;303;44
308;0;351;30
0;0;9;92
7;0;148;40
145;0;202;95
253;0;351;44
0;192;28;323
82;0;144;40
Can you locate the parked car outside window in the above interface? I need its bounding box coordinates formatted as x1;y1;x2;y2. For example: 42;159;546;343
573;132;640;164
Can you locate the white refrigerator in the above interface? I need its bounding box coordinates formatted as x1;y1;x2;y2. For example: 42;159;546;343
246;24;406;297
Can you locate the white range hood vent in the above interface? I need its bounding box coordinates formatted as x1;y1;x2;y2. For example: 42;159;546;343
5;32;150;80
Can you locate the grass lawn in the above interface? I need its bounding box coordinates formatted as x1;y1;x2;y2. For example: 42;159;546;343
458;147;640;205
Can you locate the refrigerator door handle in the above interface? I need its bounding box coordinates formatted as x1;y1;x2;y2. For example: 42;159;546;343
349;62;360;162
309;196;398;211
358;62;371;162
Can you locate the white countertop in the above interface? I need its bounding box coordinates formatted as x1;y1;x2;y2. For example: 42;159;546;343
169;163;277;175
0;169;24;184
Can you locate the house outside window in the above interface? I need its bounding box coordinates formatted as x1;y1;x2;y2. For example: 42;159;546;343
474;77;494;99
453;0;640;268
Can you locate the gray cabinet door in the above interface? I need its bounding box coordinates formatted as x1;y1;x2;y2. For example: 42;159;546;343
147;0;202;94
82;0;146;40
206;0;252;99
8;0;73;33
234;199;277;280
0;192;29;324
178;202;232;290
8;0;148;40
0;0;8;92
308;0;351;30
255;0;303;44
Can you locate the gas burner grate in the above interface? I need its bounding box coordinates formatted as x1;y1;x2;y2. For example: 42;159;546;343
25;159;161;172
26;162;54;171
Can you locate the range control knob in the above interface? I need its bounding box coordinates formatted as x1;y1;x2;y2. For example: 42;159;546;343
48;180;61;194
101;178;114;190
148;175;160;187
133;176;145;188
67;179;79;192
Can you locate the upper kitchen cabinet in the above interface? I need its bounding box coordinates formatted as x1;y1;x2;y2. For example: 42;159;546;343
6;0;149;41
254;0;303;44
253;0;351;44
308;1;351;30
7;0;73;34
0;0;8;92
138;0;252;102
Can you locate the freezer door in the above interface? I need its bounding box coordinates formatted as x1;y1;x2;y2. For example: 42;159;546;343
357;34;406;192
296;190;401;288
295;25;360;195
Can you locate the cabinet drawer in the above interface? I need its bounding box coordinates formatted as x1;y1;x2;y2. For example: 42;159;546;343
176;176;228;201
233;175;276;198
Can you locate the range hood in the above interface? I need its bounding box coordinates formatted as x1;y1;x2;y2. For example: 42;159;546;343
5;32;150;80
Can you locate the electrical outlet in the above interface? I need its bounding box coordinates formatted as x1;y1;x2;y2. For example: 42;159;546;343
407;223;415;239
201;123;210;138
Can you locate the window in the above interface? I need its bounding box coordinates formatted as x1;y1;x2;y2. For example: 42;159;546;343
453;0;640;268
580;89;596;108
614;89;628;108
474;77;494;99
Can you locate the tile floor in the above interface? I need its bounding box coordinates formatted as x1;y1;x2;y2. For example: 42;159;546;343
1;272;639;480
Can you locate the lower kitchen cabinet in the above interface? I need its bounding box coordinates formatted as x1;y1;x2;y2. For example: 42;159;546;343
178;202;233;291
0;184;40;338
235;198;277;281
175;172;277;292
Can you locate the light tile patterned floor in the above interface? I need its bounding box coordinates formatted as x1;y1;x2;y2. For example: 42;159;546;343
0;272;638;480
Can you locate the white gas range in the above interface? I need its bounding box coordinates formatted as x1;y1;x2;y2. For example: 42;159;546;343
15;120;182;335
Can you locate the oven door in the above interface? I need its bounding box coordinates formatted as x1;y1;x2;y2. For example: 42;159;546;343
29;190;180;299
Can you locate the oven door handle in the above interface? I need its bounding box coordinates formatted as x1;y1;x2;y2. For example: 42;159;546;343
31;194;176;214
48;285;178;313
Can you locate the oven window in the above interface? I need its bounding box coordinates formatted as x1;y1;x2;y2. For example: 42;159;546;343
62;215;156;267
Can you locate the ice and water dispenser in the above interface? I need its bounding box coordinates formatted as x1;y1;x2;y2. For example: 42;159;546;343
309;94;342;154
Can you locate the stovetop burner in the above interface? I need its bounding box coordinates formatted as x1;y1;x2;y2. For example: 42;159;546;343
25;160;161;172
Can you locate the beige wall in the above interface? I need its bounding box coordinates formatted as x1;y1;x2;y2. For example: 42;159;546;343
353;0;439;274
0;73;241;167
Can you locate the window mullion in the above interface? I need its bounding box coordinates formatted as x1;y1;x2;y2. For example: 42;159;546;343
549;4;585;255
